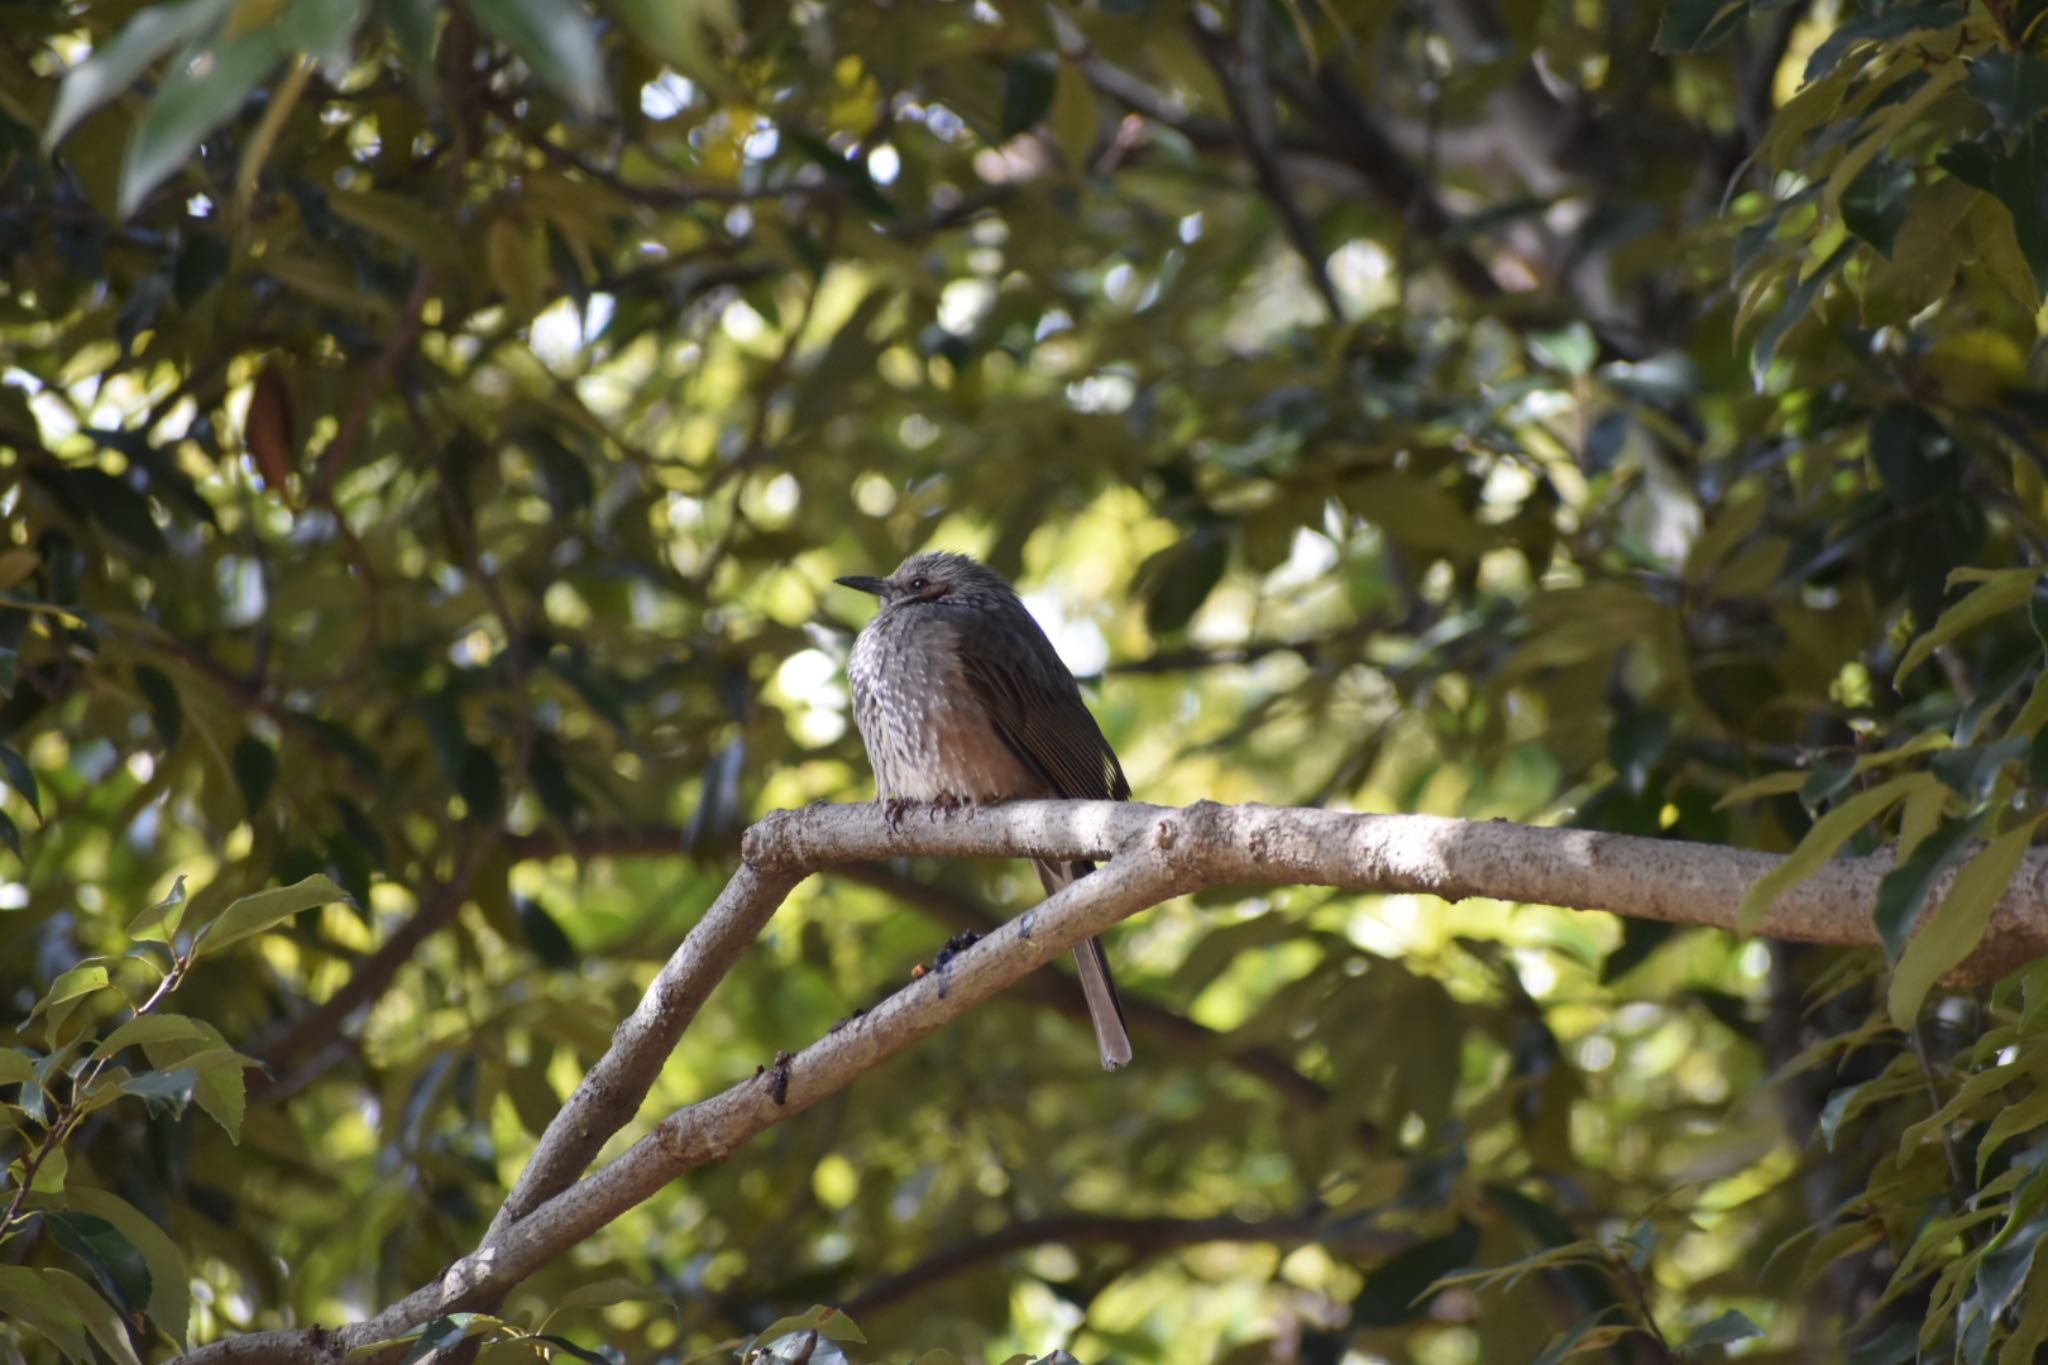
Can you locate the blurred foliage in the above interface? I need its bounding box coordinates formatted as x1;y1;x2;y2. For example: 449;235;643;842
16;0;2048;1360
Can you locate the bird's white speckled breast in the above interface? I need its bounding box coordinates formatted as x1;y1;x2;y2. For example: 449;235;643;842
847;610;1040;802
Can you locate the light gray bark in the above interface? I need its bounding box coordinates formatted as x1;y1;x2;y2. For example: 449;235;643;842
173;799;2045;1363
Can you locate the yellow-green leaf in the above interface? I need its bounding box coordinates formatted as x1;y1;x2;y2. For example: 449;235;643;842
195;874;349;955
1888;816;2042;1027
44;1269;143;1365
1736;775;1919;934
1895;568;2041;687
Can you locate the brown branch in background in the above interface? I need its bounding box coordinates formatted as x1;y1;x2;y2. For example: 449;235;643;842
253;845;491;1081
843;1213;1417;1318
310;263;437;500
1295;66;1506;301
1190;8;1343;323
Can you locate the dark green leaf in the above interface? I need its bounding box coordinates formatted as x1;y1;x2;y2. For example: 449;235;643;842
69;469;167;555
1144;530;1229;635
1751;242;1852;384
529;744;579;827
516;897;577;968
47;1212;153;1314
1967;52;2048;143
134;663;182;749
1842;159;1912;256
1941;129;2048;292
1000;53;1058;138
233;735;277;816
0;745;38;820
1873;811;1985;961
397;1315;482;1365
458;743;502;819
1653;0;1746;53
469;0;606;114
1805;5;1966;82
1350;1224;1480;1326
0;808;20;864
1682;1309;1763;1349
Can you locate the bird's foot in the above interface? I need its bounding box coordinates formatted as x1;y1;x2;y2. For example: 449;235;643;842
928;792;967;821
932;930;981;971
883;797;912;829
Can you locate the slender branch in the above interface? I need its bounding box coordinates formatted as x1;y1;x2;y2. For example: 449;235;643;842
254;834;496;1079
175;798;2048;1363
1191;9;1343;322
843;1213;1416;1318
309;263;438;500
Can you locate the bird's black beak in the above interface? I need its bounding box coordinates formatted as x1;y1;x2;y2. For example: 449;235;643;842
835;575;889;597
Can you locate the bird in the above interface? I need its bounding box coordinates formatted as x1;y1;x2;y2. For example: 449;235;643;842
836;551;1134;1070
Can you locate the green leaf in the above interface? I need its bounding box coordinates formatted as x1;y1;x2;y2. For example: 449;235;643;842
44;0;235;149
1804;5;1965;83
63;1188;191;1346
0;744;39;819
197;873;349;953
0;808;21;864
1895;568;2040;687
397;1314;490;1364
1735;776;1919;934
1942;129;2048;293
1352;1224;1482;1326
117;1067;197;1117
1529;321;1598;376
747;1305;867;1353
999;52;1058;139
0;1266;93;1363
469;0;606;114
126;874;188;941
1888;816;2041;1026
1682;1309;1764;1350
277;0;366;72
1874;810;1985;962
1968;52;2048;143
120;23;287;218
516;897;577;968
134;663;183;750
93;1013;206;1060
30;965;111;1024
0;1048;36;1086
1653;0;1745;53
610;0;734;76
1751;242;1852;386
1144;530;1228;635
233;734;278;816
46;1213;152;1316
1532;1309;1628;1365
43;1268;144;1365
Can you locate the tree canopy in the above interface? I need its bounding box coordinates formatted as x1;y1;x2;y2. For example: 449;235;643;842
9;0;2048;1360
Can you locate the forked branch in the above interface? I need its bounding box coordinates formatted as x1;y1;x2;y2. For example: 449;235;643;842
172;799;2048;1363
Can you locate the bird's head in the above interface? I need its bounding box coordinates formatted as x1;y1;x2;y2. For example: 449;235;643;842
835;551;1014;612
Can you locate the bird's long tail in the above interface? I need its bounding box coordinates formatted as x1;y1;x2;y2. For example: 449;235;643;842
1035;858;1133;1070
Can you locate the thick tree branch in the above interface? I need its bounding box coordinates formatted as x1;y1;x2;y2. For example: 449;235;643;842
175;799;2048;1363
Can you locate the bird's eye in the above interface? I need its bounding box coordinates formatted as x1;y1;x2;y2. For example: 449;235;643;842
910;576;929;590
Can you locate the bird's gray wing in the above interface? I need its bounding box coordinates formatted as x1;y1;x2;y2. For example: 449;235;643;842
947;606;1129;802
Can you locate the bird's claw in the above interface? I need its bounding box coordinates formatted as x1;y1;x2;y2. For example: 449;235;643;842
937;930;980;965
883;797;912;830
929;792;966;821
